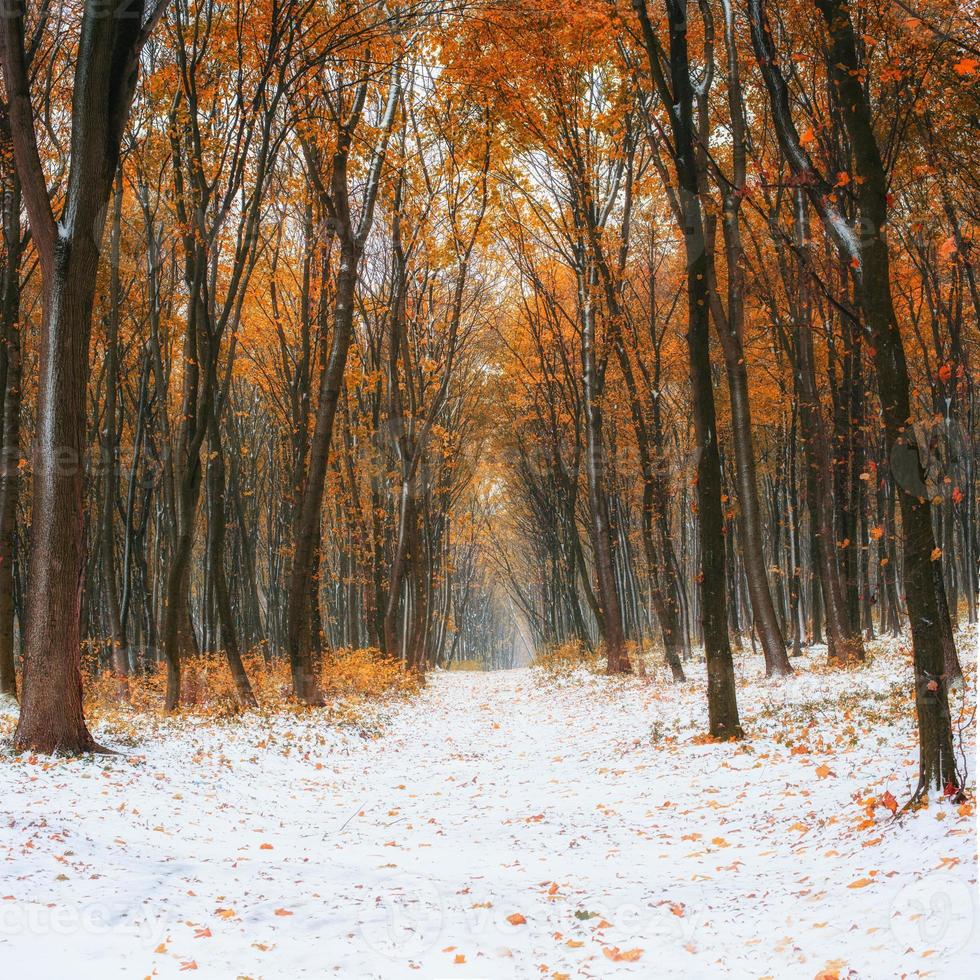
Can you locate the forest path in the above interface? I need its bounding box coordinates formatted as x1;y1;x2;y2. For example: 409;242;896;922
2;649;978;977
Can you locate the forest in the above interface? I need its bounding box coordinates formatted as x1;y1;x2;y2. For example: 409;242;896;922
0;0;977;977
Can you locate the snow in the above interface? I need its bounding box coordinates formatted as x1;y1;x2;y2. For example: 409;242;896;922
1;633;977;978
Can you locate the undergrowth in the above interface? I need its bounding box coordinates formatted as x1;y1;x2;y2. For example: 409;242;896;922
79;646;421;721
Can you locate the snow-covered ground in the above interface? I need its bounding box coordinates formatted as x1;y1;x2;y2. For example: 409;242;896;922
1;634;977;978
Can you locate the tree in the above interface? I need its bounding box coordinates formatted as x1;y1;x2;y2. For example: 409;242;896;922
748;0;959;795
0;0;164;752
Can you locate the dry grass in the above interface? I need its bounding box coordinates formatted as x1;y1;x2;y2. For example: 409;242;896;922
80;646;421;720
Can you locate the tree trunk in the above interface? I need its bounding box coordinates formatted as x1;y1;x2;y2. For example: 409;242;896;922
0;164;21;700
287;247;358;701
99;176;130;701
633;0;741;734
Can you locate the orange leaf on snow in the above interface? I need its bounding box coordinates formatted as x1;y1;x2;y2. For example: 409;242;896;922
454;953;466;964
815;764;834;779
506;913;527;926
881;791;898;814
815;959;847;980
602;946;644;962
180;963;198;972
259;843;274;850
274;908;293;916
847;877;873;889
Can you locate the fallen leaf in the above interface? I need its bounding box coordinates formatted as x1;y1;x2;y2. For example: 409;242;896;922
602;946;644;962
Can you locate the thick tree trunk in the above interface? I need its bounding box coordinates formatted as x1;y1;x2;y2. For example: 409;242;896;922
15;244;100;752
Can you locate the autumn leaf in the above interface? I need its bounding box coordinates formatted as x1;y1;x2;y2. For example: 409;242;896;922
815;959;847;980
953;57;978;76
881;791;898;815
602;946;644;962
454;953;466;964
847;877;873;889
506;913;527;925
274;908;293;916
815;764;834;779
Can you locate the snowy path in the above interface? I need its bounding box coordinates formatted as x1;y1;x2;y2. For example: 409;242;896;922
1;645;978;978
